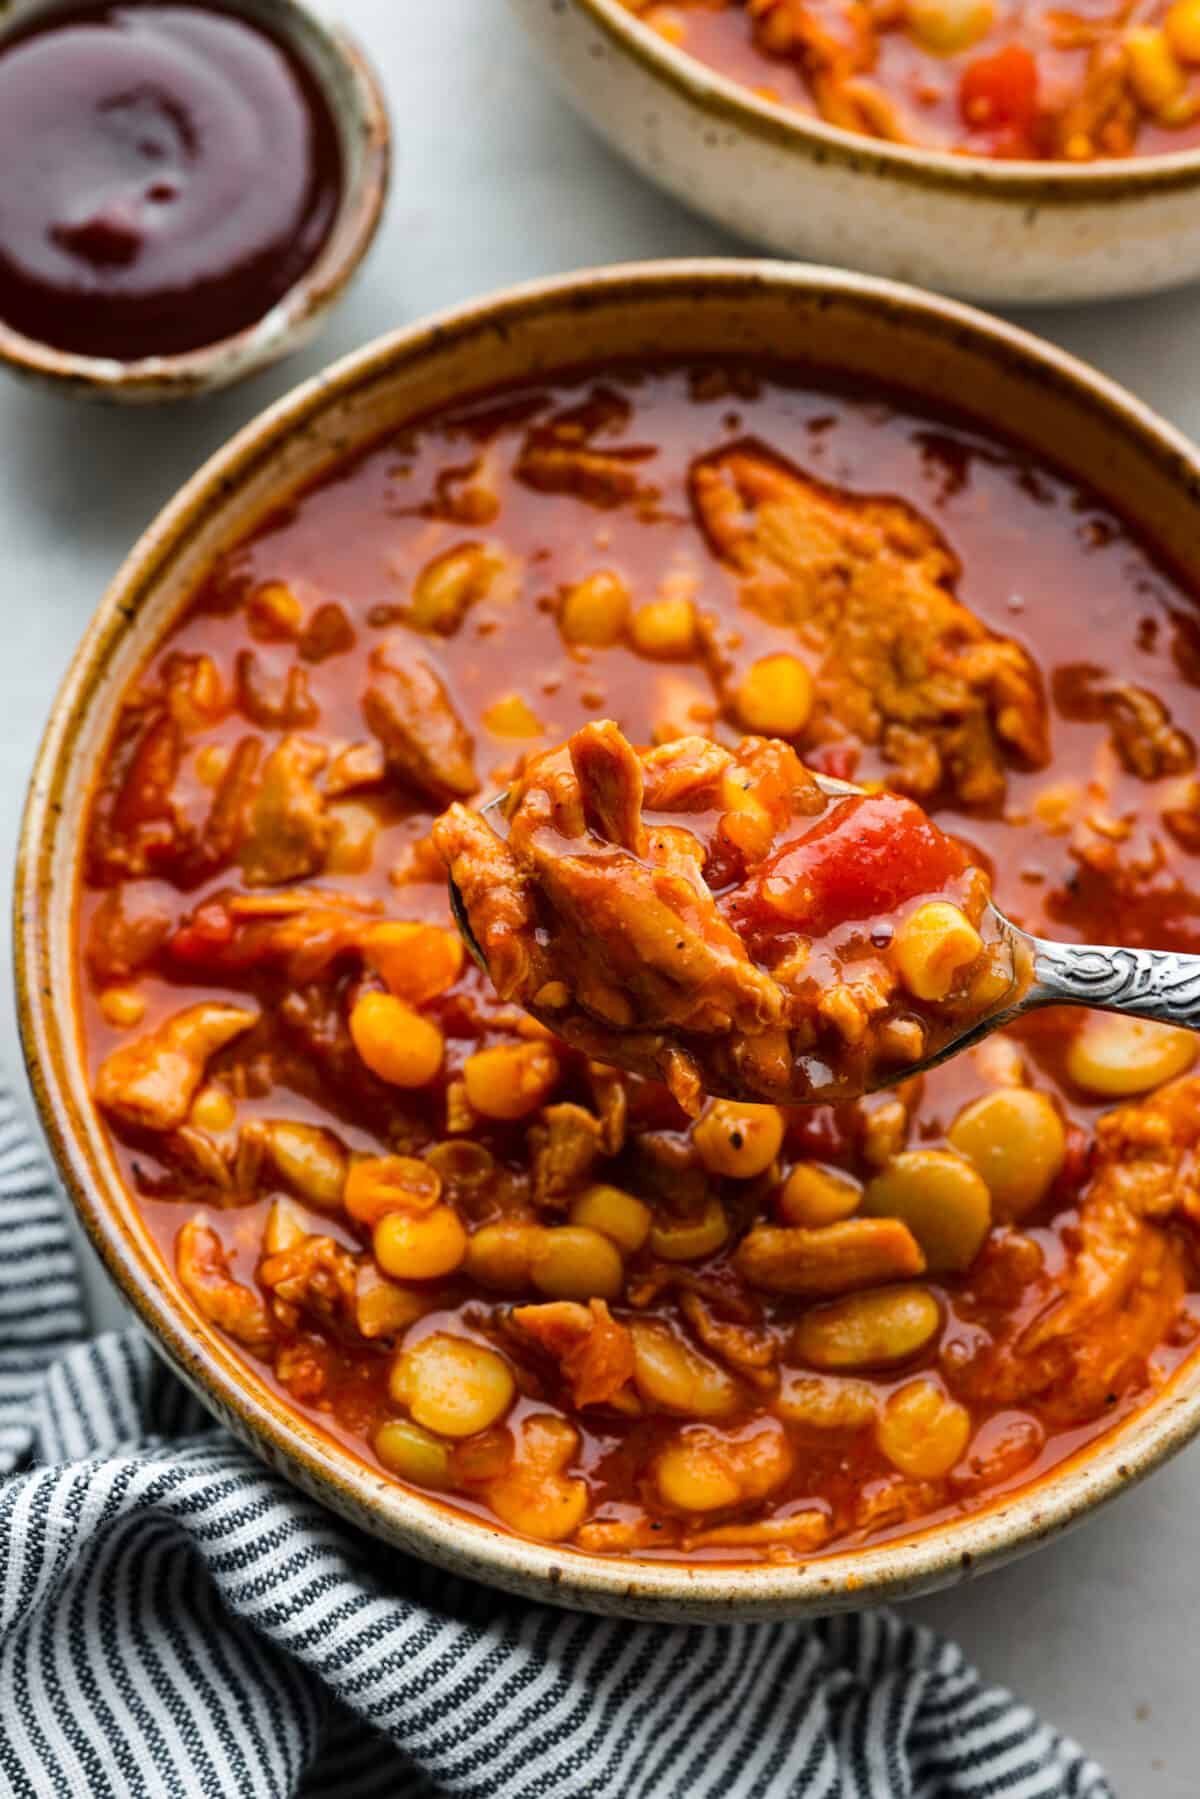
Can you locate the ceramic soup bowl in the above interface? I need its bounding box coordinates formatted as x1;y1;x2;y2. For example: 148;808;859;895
18;262;1200;1619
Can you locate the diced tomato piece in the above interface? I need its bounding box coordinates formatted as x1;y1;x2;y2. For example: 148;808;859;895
752;793;967;936
169;899;235;965
806;743;860;785
785;1103;852;1163
959;45;1038;136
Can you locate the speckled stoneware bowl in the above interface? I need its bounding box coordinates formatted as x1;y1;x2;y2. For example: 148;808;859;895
18;262;1200;1620
0;0;389;403
512;0;1200;306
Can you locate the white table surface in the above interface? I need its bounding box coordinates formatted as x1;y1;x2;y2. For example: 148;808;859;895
2;2;1197;1789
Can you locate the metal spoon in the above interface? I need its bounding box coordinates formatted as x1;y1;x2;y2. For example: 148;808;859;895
448;779;1200;1093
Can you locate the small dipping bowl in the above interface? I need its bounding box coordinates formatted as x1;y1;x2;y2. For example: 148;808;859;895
0;0;389;402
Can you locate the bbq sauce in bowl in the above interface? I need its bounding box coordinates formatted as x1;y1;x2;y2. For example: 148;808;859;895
0;1;343;360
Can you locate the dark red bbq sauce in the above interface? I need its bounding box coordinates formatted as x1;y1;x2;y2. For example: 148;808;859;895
0;2;342;360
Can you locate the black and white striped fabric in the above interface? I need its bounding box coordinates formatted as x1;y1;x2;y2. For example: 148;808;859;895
0;1084;1114;1799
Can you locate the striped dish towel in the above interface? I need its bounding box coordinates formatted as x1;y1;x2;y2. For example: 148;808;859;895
0;1084;1113;1799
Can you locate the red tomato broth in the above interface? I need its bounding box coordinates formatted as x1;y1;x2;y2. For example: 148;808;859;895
77;359;1200;1564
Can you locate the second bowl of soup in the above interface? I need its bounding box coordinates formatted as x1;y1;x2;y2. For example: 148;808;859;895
512;0;1200;303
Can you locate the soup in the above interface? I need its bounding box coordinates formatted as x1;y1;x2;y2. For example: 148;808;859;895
79;360;1200;1563
618;0;1200;161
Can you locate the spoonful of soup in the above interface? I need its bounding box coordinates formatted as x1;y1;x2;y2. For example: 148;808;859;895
435;721;1199;1114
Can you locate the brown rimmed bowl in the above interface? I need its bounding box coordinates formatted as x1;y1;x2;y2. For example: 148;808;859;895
513;0;1200;306
17;259;1200;1619
0;0;390;403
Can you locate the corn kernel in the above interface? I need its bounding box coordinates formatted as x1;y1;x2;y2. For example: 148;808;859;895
734;653;814;738
409;543;504;634
630;595;697;659
693;1101;784;1178
349;992;444;1087
263;1195;307;1256
482;694;544;739
194;744;231;788
1125;26;1192;121
248;580;304;640
1167;0;1200;63
189;1085;236;1134
777;1163;862;1228
365;922;463;1006
99;986;147;1029
892;901;983;1002
559;570;631;647
325;802;378;874
462;1042;559;1119
904;0;993;53
374;1205;467;1280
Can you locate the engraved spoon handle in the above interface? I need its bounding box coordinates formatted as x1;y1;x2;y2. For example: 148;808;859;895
1026;936;1200;1030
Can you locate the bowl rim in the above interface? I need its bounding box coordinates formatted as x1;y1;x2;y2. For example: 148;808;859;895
0;0;390;395
571;0;1200;197
18;256;1200;1619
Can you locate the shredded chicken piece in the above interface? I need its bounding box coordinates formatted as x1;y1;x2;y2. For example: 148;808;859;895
510;1299;636;1408
1054;664;1194;780
515;387;659;509
240;736;330;886
437;723;788;1111
585;1062;628;1156
572;723;648;854
640;737;735;809
1107;684;1194;780
363;640;478;803
680;1510;831;1553
86;881;173;980
95;1001;258;1132
325;739;386;796
259;1233;360;1337
679;1290;778;1390
433;803;541;998
235;652;318;730
177;1216;273;1351
529;1103;604;1207
575;1516;675;1554
691;441;1050;803
234;1119;348;1210
950;1078;1200;1421
735;1218;926;1296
